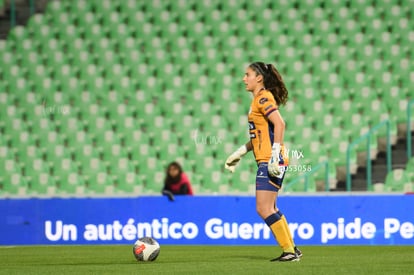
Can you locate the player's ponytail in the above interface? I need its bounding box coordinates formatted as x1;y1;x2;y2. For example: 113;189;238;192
249;62;288;106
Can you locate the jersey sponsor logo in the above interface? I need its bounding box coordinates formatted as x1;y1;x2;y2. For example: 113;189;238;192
259;97;268;104
248;121;256;130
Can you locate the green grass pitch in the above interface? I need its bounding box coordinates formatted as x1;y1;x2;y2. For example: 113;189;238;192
1;245;413;274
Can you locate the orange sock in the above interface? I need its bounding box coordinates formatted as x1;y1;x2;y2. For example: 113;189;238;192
265;213;295;253
280;213;295;247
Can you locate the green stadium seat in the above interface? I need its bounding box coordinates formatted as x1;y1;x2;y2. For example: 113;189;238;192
113;113;135;138
1;0;412;196
3;119;27;148
0;43;18;75
115;171;138;193
197;169;219;193
49;52;71;75
66;129;93;147
0;145;11;164
23;156;49;184
2;172;27;195
44;143;70;167
46;0;66;14
72;143;98;171
384;169;412;192
124;7;146;29
383;94;410;125
102;143;127;168
119;39;142;64
8;76;30;100
13;132;38;160
0;154;20;176
85;171;110;194
56;171;85;195
122;127;147;154
144;170;163;193
3;63;23;88
229;162;255;193
20;45;43;71
284;174;316;193
109;156;133;180
7;25;27;45
405;157;414;183
347;113;372;140
27;62;48;86
65;37;89;64
94;129;120;151
28;172;55;195
55;8;76;32
329;139;357;170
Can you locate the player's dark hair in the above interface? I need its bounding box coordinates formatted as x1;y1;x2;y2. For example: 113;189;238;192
164;161;183;185
249;62;288;106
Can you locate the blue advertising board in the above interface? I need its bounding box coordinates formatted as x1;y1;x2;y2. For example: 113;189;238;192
0;195;413;245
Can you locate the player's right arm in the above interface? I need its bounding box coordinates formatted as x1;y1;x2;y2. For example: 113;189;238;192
224;141;252;173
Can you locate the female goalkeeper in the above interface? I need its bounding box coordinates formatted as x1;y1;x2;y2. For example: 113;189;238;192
224;62;302;262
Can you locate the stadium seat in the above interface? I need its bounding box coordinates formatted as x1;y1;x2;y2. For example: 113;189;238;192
0;144;27;195
384;169;412;192
1;171;27;195
29;172;55;195
115;171;138;193
0;0;412;196
405;157;414;183
284;174;317;193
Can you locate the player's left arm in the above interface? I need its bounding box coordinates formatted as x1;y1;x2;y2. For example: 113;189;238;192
267;109;285;176
267;110;285;144
257;94;285;144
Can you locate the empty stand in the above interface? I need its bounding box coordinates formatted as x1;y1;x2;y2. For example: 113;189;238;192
0;0;413;197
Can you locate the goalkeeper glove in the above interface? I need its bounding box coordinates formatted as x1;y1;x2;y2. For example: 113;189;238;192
268;143;282;177
224;145;248;173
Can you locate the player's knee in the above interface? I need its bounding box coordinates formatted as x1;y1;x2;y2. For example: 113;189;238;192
256;204;272;219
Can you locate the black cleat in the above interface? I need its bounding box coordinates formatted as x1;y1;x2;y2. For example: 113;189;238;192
295;247;303;258
270;252;300;262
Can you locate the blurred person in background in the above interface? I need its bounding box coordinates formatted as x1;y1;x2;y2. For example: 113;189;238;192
162;161;193;201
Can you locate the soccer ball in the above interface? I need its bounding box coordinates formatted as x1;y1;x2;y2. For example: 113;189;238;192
132;237;160;262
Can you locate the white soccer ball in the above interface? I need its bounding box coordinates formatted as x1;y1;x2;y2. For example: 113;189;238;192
133;237;160;262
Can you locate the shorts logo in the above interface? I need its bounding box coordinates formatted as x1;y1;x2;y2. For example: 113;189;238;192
257;171;266;178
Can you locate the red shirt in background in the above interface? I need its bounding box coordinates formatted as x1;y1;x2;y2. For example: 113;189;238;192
163;172;193;195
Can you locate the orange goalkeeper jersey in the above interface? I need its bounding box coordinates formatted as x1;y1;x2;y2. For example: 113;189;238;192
248;89;288;164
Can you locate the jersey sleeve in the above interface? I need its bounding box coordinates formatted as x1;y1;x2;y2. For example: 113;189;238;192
257;92;278;117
